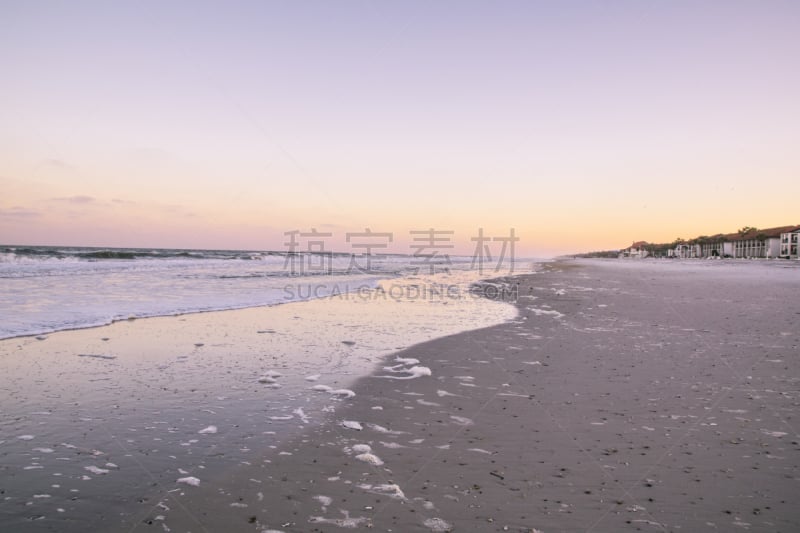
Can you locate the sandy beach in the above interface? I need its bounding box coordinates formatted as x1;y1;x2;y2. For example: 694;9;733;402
160;258;799;533
0;270;517;532
3;258;799;532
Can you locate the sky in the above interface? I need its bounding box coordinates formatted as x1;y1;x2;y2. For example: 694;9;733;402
1;1;798;257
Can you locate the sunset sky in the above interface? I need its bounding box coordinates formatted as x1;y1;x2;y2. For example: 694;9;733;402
2;1;798;257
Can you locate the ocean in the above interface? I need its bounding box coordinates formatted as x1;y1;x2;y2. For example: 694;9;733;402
0;245;518;340
0;244;532;531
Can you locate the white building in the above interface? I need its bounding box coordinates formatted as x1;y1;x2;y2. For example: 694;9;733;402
620;225;800;261
620;241;649;258
673;243;699;258
729;226;796;259
731;237;781;258
699;243;723;257
780;229;800;259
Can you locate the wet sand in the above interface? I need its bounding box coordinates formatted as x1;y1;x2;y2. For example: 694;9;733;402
158;259;800;532
0;272;516;532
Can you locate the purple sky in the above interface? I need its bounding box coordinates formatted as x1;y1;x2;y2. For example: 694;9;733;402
2;1;798;255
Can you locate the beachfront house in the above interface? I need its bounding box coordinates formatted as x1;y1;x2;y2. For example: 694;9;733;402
672;243;699;258
728;226;794;259
780;228;800;259
620;241;649;258
620;224;800;260
696;235;726;257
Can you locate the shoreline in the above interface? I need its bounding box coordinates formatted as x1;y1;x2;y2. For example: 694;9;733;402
0;278;389;342
155;258;799;532
0;270;519;532
1;269;528;342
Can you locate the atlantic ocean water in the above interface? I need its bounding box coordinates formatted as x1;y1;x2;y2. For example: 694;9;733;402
0;245;529;531
0;245;428;340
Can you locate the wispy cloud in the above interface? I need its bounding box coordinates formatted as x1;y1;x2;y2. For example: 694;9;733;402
0;206;42;218
42;158;73;170
51;195;96;204
112;198;137;205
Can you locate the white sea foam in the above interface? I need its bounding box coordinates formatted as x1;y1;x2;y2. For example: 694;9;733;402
351;444;371;453
423;517;453;531
529;307;564;318
355;452;384;466
305;374;321;381
84;466;109;475
309;513;371;528
367;423;405;435
177;476;200;486
450;416;473;426
417;399;440;406
357;483;406;500
198;425;218;434
330;389;356;398
311;384;332;392
313;495;332;509
468;448;492;454
341;420;363;431
293;408;310;423
376;366;432;380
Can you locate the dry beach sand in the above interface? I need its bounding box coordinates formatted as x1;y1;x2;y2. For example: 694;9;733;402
158;258;800;532
3;259;799;532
